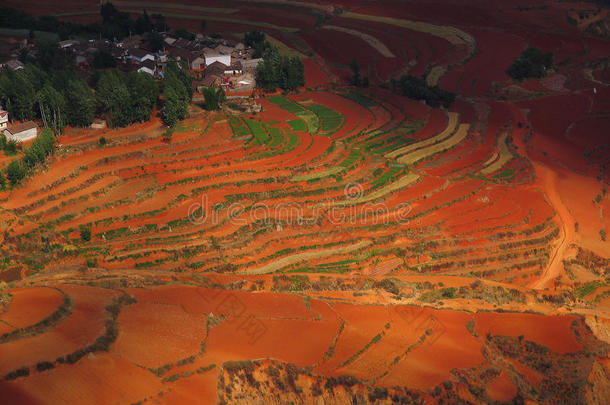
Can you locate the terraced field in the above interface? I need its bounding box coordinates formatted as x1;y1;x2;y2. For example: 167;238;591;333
1;0;610;404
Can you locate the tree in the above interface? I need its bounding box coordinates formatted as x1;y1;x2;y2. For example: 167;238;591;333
23;127;54;169
93;49;117;69
146;31;165;52
64;78;95;127
4;139;17;156
100;2;120;24
133;10;153;34
507;47;553;81
174;28;195;40
127;71;159;122
245;30;265;47
37;84;65;133
201;20;207;32
96;70;132;127
0;69;36;121
6;160;26;187
34;40;75;72
392;74;455;108
202;86;225;110
284;56;304;91
162;85;180;127
151;13;167;32
256;45;281;90
255;46;304;91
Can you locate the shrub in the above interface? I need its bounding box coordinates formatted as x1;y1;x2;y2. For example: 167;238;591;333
5;367;29;380
373;278;399;295
390;74;455;108
6;160;26;186
507;47;553;80
4;139;18;156
162;127;174;143
80;225;92;242
98;136;107;146
369;387;388;401
36;361;55;372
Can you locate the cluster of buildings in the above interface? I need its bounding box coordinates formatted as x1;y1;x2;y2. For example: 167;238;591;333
1;31;263;90
0;32;265;142
55;33;262;92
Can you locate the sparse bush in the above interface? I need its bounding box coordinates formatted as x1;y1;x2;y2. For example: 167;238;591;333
80;225;92;242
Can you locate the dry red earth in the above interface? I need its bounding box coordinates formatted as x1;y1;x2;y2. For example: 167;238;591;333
0;0;609;404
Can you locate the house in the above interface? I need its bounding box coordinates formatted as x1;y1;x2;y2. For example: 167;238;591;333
169;47;195;67
224;61;243;75
120;35;144;50
216;45;234;55
4;121;38;143
204;50;230;67
173;38;200;51
128;48;155;63
4;59;24;71
241;58;263;70
58;40;79;49
205;61;227;77
0;110;8;131
164;36;177;46
91;119;106;129
191;56;206;71
138;60;157;76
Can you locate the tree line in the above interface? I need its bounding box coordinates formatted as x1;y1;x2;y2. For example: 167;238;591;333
389;75;456;108
0;3;167;42
255;46;305;91
0;56;95;132
0;45;161;130
95;69;159;127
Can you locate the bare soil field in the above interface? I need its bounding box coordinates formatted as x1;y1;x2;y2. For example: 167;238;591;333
0;0;609;403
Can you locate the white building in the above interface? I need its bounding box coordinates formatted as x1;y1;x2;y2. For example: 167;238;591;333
204;50;230;67
0;110;8;131
4;121;38;143
138;60;157;76
58;40;79;49
128;48;155;63
4;59;24;71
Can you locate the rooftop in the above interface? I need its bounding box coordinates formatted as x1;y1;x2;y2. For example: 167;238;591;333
6;121;37;134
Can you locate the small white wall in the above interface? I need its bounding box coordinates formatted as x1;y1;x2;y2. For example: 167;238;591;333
138;67;155;76
5;128;37;143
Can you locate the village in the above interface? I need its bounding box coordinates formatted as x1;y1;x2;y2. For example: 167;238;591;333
0;28;264;142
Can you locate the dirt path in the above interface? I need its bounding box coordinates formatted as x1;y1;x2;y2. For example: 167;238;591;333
529;163;574;290
506;102;575;290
